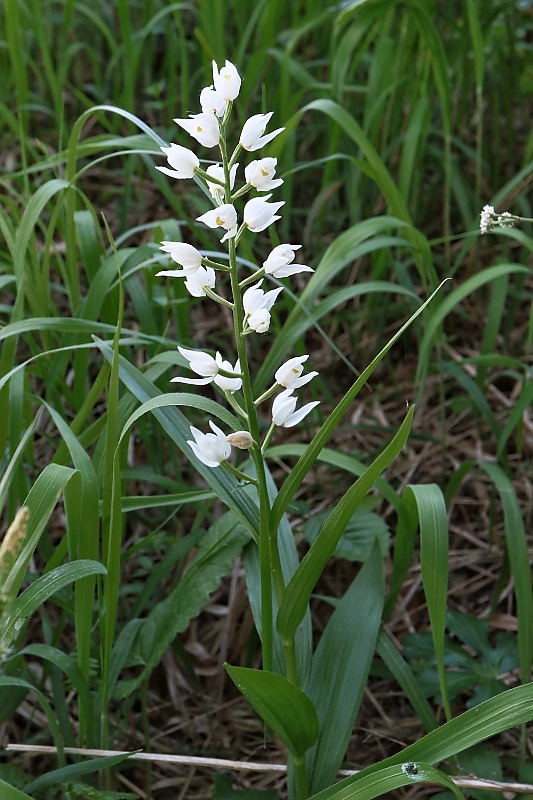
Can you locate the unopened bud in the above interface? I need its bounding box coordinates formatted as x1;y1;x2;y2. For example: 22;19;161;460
226;431;254;449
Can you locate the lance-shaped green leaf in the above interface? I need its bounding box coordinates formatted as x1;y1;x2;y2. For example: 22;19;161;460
25;751;135;794
270;281;447;537
96;343;260;539
0;463;77;605
306;543;384;793
406;484;451;720
309;761;466;800
277;406;414;640
225;665;319;760
0;778;35;800
310;683;533;799
1;560;106;655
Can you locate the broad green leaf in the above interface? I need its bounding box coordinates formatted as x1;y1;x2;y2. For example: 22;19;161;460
277;406;414;640
225;665;319;759
306;543;384;793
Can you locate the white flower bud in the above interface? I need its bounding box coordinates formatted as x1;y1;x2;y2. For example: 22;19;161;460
226;431;254;449
212;60;241;101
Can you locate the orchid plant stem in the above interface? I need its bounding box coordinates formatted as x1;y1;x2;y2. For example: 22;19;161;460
219;133;292;681
156;62;314;800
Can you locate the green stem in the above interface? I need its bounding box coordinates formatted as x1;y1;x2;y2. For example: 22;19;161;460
222;459;258;485
240;267;265;288
220;133;281;674
255;383;278;407
204;287;234;308
224;390;248;420
293;755;310;800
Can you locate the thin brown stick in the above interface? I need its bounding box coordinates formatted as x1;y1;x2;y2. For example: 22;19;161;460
7;743;533;793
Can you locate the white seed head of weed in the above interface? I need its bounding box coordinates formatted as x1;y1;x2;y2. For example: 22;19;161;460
0;507;30;575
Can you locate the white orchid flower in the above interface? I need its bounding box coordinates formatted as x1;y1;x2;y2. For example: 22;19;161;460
212;59;241;101
239;112;284;152
243;282;283;334
157;241;203;277
173;346;219;385
272;389;320;428
263;244;314;278
174;112;220;148
155;144;199;179
196;203;238;242
244;157;283;191
275;356;318;390
206;163;238;204
243;195;284;232
248;308;271;334
213;353;242;392
187;421;232;467
184;266;216;298
199;86;227;117
173;347;241;391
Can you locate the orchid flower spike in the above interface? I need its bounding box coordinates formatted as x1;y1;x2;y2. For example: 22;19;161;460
187;421;232;467
157;242;204;277
243;195;284;232
263;244;314;278
275;356;318;390
212;59;241;101
197;204;238;242
174;112;220;148
272;389;320;428
239;112;284;151
243;282;283;334
155;144;199;179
